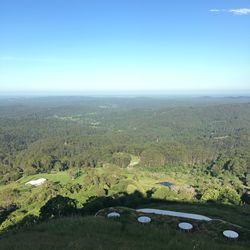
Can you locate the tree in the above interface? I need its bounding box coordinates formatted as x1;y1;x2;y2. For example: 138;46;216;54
112;152;131;168
140;148;165;167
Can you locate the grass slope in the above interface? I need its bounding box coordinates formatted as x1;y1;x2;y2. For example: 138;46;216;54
0;215;249;250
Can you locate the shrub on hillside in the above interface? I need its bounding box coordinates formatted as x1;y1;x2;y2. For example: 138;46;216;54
201;187;240;205
217;188;240;205
201;189;220;202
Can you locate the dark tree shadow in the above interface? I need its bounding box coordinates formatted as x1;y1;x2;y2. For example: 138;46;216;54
0;204;18;224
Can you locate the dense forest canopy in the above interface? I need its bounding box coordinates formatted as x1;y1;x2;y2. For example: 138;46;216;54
1;96;250;184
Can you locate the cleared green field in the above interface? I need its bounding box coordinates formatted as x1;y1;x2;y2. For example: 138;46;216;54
19;172;72;185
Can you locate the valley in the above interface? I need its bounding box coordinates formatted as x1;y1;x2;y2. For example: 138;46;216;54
0;96;250;249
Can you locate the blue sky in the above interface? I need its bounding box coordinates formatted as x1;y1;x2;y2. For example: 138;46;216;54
0;0;249;94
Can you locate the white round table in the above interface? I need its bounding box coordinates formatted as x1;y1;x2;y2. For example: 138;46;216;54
178;222;193;231
137;216;151;224
107;212;121;218
223;230;239;239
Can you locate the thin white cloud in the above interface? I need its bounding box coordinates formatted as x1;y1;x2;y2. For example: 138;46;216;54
209;9;220;12
209;8;250;15
229;8;250;15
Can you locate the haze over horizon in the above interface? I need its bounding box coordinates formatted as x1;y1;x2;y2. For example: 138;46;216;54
1;0;249;94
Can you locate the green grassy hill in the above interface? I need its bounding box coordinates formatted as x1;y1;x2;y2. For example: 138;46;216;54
1;211;250;250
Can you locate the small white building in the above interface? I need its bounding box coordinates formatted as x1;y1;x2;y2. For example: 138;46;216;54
25;178;47;186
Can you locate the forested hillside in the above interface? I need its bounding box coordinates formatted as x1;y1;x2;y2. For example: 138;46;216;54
1;97;250;184
0;96;250;234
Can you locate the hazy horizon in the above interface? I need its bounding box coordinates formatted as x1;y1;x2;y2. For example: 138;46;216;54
1;89;250;98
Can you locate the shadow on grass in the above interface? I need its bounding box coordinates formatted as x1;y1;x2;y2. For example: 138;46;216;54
0;204;18;224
